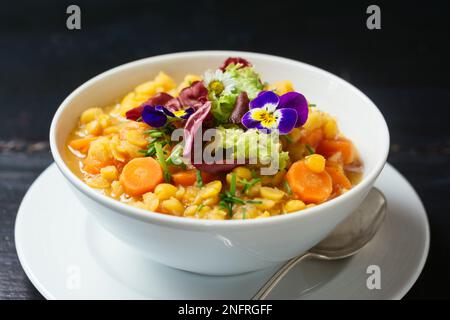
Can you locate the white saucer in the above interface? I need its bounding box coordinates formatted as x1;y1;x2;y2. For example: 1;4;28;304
15;163;429;300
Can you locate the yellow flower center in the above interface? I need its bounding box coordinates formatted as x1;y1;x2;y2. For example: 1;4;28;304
173;110;187;118
209;80;225;95
252;110;277;128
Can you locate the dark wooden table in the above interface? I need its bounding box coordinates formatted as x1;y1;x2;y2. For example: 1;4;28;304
1;0;449;299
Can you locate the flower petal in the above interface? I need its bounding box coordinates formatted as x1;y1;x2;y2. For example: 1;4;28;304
180;107;195;119
274;108;297;134
241;109;263;130
249;90;279;109
155;105;175;117
279;92;309;126
141;106;167;127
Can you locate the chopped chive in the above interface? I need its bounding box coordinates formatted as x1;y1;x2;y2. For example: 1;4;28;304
196;170;203;188
305;144;315;155
283;134;293;144
155;142;171;183
250;169;258;179
196;204;205;215
149;131;164;138
230;172;237;195
242;210;247;220
283;180;293;196
241;177;261;194
308;103;316;108
246;200;263;204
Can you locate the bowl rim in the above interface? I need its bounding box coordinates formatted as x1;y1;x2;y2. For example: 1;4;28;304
49;50;390;231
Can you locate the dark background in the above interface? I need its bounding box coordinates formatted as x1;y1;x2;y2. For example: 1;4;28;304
0;0;449;299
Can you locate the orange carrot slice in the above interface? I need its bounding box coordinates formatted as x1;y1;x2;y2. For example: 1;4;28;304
316;139;355;164
120;157;163;196
69;137;95;153
172;169;214;186
325;166;352;190
286;160;332;204
83;157;112;174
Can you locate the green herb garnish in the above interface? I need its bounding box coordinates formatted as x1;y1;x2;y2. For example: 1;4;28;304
308;103;316;108
219;173;263;218
166;144;186;169
155;142;171;183
283;180;293;196
230;172;237;195
305;144;315;155
196;170;204;188
195;204;205;215
240;177;261;194
283;134;293;144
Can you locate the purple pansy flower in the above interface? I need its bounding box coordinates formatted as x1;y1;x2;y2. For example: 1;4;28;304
241;91;308;134
141;105;195;128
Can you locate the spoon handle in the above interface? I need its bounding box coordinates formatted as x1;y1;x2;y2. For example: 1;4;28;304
251;253;312;300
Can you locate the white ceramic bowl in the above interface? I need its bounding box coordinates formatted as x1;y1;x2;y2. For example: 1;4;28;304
50;51;389;275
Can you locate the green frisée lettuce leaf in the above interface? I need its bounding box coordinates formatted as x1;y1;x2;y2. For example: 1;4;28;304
225;64;264;100
210;93;237;123
209;64;263;123
214;127;289;171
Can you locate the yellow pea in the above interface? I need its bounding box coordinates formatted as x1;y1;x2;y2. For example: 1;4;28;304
85;175;110;189
254;198;276;210
203;195;219;206
208;208;227;220
80;108;103;124
98;114;110;129
125;130;148;148
324;118;338;139
154;72;177;91
183;205;198;217
135;81;156;95
86;120;102;136
304;154;326;173
110;180;124;198
303;110;324;131
256;211;271;219
143;192;159;211
161;197;184;216
260;187;285;201
246;182;261;197
284;200;306;213
267;80;294;95
199;180;222;199
175;185;185;199
155;183;178;200
288;128;302;143
100;166;118;182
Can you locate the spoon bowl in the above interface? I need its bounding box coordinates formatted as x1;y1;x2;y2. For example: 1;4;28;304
253;188;387;299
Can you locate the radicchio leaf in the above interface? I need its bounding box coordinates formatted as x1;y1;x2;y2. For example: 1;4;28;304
178;81;208;109
229;91;249;125
219;57;252;71
183;101;211;158
125;106;144;121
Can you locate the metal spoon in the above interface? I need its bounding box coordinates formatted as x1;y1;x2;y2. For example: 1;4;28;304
252;188;387;300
